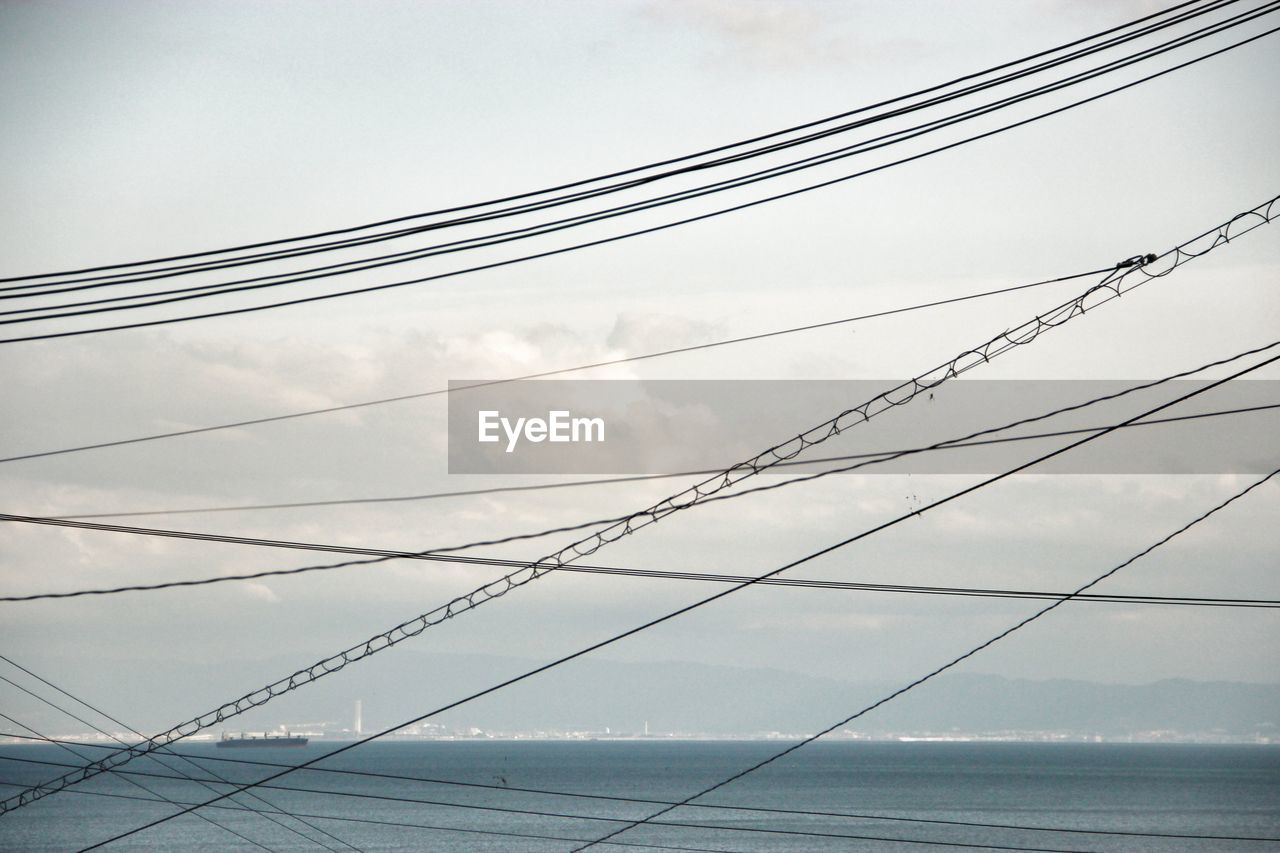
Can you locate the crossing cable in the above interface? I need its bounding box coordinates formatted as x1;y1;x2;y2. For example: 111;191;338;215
6;738;1276;845
0;785;1100;853
0;712;278;852
5;364;1280;604
0;656;359;852
0;0;1216;286
4;7;1273;330
4;530;1278;607
5;2;1273;317
3;204;1270;814
0;267;1111;466
0;676;346;853
0;213;1269;817
0;769;1092;853
571;466;1280;851
41;400;1280;521
0;782;749;853
7;327;1278;605
8;780;753;853
4;333;1277;603
69;341;1280;848
0;0;1254;306
4;27;1277;344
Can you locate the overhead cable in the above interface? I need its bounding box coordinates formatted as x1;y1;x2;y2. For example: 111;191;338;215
3;202;1268;812
41;400;1280;520
1;0;1259;308
0;656;358;851
4;370;1279;602
572;463;1280;850
0;0;1221;286
3;24;1277;343
72;342;1280;846
0;711;276;852
0;266;1109;466
6;735;1275;844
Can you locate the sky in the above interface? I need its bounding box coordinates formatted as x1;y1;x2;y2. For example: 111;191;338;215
1;0;1278;741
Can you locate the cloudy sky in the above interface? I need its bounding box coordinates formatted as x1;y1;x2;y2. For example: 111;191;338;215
1;0;1278;736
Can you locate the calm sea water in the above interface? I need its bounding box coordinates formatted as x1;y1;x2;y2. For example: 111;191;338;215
1;741;1277;851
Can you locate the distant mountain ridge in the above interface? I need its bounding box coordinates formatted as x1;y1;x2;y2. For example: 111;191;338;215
17;652;1279;741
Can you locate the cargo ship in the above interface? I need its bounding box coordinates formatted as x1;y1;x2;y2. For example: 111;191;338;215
216;732;308;749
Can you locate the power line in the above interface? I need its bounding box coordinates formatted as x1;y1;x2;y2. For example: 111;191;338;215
74;344;1280;848
0;761;1092;853
0;0;1215;286
4;23;1277;344
4;374;1279;603
7;735;1275;844
5;531;1276;607
5;332;1276;603
572;465;1280;850
0;267;1109;466
8;5;1272;316
5;206;1267;813
0;775;744;853
0;656;358;851
2;1;1254;309
42;401;1280;520
0;711;277;852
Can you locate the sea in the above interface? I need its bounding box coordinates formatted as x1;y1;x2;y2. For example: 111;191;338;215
0;740;1277;851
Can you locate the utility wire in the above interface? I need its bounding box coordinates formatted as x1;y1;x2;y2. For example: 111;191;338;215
0;0;1252;306
572;467;1280;851
42;401;1280;520
5;204;1267;813
3;3;1266;311
7;784;1094;853
0;266;1109;466
4;23;1276;344
0;780;749;853
4;380;1279;603
0;711;276;852
75;340;1280;849
7;334;1275;604
0;0;1214;285
0;764;1092;853
4;532;1276;607
6;736;1275;844
0;656;358;851
12;775;761;853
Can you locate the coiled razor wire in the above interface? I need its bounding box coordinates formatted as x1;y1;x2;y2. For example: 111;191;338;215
3;193;1276;815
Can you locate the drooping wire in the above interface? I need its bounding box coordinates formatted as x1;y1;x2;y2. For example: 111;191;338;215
3;22;1277;344
4;390;1278;603
41;401;1280;521
1;0;1255;306
0;0;1216;286
0;760;1091;853
7;9;1269;322
0;266;1110;466
4;202;1269;814
6;735;1275;844
0;775;747;853
4;533;1277;608
0;711;276;852
72;343;1280;849
571;465;1280;851
0;657;359;851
